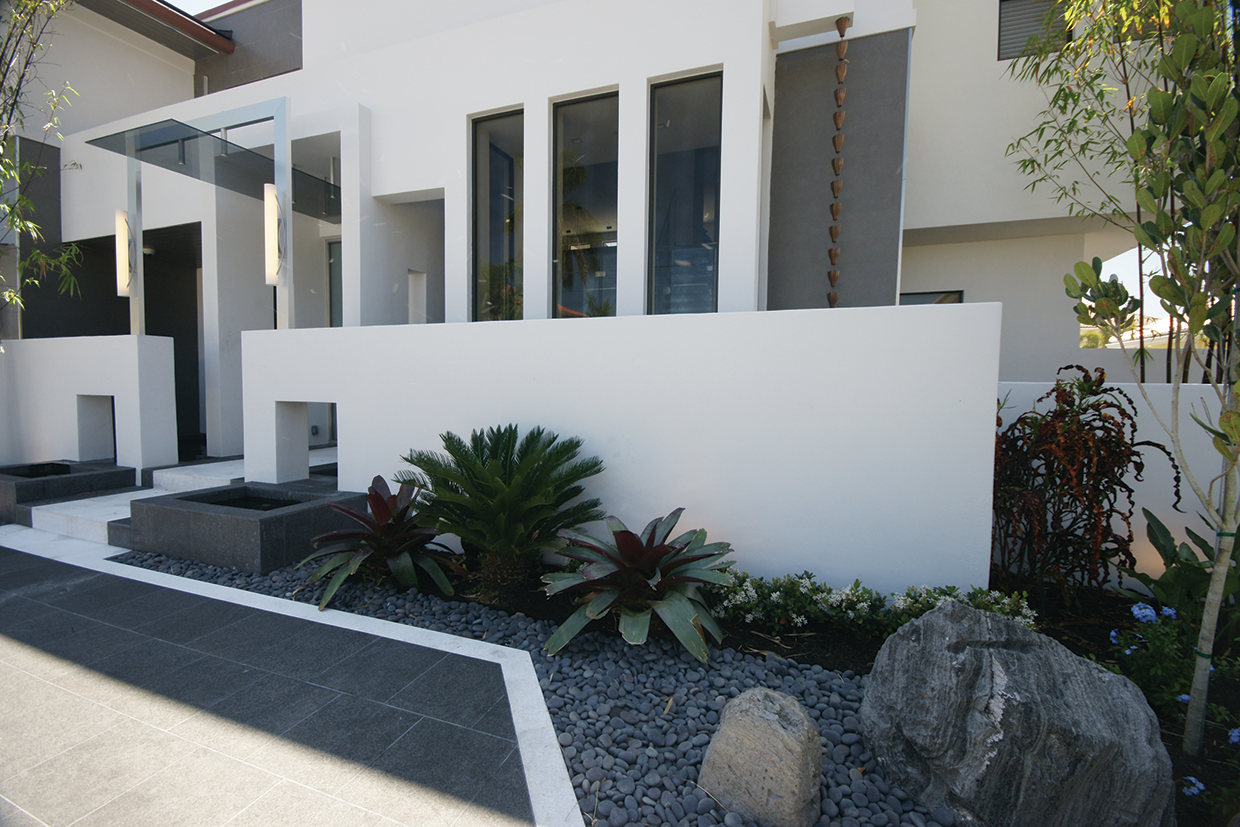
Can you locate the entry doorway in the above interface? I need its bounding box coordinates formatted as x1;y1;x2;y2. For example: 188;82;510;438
142;223;205;461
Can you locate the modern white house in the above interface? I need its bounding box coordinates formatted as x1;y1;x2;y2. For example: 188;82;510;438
0;0;1171;590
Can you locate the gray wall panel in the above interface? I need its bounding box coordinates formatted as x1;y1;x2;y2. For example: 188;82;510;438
767;29;910;309
195;0;302;96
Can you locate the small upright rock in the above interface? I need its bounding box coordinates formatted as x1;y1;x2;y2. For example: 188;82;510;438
859;601;1175;827
699;687;821;827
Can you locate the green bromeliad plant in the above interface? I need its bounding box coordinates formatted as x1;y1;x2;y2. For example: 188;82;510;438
301;476;453;610
397;424;604;585
543;508;734;663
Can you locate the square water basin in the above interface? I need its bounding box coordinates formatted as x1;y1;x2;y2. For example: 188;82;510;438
129;482;365;574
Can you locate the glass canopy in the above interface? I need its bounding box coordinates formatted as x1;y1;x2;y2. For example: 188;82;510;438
88;119;341;223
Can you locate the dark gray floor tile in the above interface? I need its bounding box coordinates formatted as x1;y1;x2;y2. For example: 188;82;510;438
456;749;535;826
0;591;55;633
310;637;445;702
337;718;518;825
89;587;207;630
133;597;262;644
140;653;266;709
41;575;159;615
0;557;103;599
243;622;374;681
51;636;205;701
246;694;422;794
187;610;307;662
0;547;54;577
89;654;266;731
385;654;507;727
471;693;517;741
171;672;340;756
2;607;145;670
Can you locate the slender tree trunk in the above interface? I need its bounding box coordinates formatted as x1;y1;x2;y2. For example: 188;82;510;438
1183;463;1237;754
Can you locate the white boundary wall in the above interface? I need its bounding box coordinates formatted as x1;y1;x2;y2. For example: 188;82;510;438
999;380;1221;578
243;304;1001;593
0;336;178;481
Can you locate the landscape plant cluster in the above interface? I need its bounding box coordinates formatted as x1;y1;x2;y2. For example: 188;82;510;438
705;571;1036;640
992;365;1178;609
992;371;1238;820
301;422;1038;666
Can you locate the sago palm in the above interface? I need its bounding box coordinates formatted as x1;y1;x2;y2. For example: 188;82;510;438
396;424;604;581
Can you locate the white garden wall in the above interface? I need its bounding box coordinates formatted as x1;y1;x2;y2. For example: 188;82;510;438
243;304;1001;593
0;336;178;481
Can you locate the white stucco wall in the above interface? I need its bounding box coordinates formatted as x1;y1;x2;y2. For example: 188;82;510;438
903;0;1113;232
36;6;193;139
202;188;272;456
901;231;1139;381
242;304;1002;593
0;336;177;478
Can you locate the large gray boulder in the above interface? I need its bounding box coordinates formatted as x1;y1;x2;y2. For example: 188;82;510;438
698;688;821;827
859;600;1175;827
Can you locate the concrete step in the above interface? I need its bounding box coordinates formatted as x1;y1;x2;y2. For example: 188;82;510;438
23;447;343;547
28;489;168;545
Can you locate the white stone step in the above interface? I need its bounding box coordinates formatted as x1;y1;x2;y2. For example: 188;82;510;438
150;447;338;492
25;447;342;545
29;489;168;545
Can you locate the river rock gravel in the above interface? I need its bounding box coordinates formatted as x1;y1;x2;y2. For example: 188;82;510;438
112;551;943;827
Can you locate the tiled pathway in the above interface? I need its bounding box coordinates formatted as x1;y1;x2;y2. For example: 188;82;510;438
0;536;580;827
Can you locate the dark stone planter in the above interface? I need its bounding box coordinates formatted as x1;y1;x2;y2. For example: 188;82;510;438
129;481;365;574
0;460;136;524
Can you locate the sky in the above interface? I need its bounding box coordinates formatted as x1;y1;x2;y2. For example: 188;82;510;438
1099;246;1169;321
171;0;224;16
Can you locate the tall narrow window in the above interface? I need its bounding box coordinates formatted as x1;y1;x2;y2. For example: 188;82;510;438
554;94;619;318
474;111;524;321
649;74;722;315
327;240;342;328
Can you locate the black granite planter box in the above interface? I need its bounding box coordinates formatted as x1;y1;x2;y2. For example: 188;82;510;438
129;482;366;574
0;460;136;523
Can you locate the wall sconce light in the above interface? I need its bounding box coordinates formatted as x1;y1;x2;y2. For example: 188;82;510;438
115;209;133;297
264;183;283;286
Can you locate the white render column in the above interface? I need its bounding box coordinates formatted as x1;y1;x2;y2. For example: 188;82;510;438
444;115;471;323
615;74;650;317
523;97;551;320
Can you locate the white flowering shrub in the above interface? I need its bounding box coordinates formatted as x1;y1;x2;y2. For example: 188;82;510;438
706;571;1037;639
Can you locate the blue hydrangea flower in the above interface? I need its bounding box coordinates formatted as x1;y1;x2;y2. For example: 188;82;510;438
1110;629;1120;645
1230;728;1239;745
1182;777;1205;797
1160;606;1177;620
1132;603;1157;624
1177;694;1191;703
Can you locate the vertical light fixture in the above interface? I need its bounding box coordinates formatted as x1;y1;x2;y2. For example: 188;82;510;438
264;183;281;286
115;209;132;297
